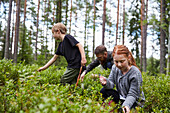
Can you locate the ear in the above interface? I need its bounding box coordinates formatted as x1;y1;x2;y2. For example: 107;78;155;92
128;54;131;60
104;51;107;57
128;55;132;65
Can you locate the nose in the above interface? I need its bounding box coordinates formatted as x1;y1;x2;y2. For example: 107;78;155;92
118;62;121;67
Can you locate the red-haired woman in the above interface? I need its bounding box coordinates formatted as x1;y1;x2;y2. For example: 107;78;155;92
100;45;145;113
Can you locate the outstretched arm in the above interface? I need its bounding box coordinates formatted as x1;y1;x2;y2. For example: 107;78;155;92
80;59;100;81
76;43;87;66
37;54;58;72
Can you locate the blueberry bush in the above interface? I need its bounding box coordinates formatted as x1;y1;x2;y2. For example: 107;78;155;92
0;59;169;113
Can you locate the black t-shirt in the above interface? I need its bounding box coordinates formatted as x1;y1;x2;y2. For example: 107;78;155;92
55;34;81;68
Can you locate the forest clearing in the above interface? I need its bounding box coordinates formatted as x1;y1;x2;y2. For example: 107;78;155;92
0;0;170;112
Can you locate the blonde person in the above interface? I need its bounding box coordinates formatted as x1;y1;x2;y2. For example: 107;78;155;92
38;23;87;85
100;45;145;113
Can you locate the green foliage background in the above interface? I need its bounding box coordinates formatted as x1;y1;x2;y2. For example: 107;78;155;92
0;59;169;113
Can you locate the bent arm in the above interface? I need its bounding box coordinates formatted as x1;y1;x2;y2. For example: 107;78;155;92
104;65;117;89
85;59;100;74
76;43;87;66
122;74;141;109
38;54;58;71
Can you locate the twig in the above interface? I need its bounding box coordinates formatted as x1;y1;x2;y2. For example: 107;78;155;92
75;66;83;87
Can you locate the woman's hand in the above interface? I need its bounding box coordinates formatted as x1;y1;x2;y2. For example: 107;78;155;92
99;76;107;85
123;106;130;113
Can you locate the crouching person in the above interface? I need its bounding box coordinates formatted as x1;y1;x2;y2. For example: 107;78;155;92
99;45;145;113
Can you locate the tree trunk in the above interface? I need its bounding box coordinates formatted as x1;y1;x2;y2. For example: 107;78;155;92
45;0;50;60
75;0;77;23
53;6;55;23
58;0;62;22
143;0;148;72
69;0;72;34
65;0;68;26
140;0;144;71
21;0;27;61
116;0;119;45
4;0;12;59
52;3;55;53
84;1;87;48
1;36;5;59
45;0;48;60
92;0;96;60
54;0;62;65
167;21;170;75
102;0;106;45
122;0;125;45
74;0;78;36
55;0;62;49
10;6;15;59
35;0;40;61
14;0;20;63
160;0;166;74
43;0;46;58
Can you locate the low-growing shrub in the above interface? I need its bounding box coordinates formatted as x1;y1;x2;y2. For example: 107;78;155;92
0;59;169;113
142;73;170;112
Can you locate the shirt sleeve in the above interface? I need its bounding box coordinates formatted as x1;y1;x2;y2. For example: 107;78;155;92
122;72;141;109
85;59;100;74
104;64;116;89
67;35;79;47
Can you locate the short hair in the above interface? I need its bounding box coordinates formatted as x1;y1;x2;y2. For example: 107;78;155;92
52;23;67;34
94;45;107;55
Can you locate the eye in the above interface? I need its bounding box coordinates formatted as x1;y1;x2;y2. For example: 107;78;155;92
120;61;124;63
120;60;125;63
115;61;118;64
97;57;102;59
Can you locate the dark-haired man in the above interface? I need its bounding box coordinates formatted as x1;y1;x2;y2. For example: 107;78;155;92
80;45;114;81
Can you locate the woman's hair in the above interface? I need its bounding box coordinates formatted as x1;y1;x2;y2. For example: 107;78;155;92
112;45;139;69
52;23;67;34
95;45;107;55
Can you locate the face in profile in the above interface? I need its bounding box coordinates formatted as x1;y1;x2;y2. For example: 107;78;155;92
52;29;60;40
96;52;107;63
